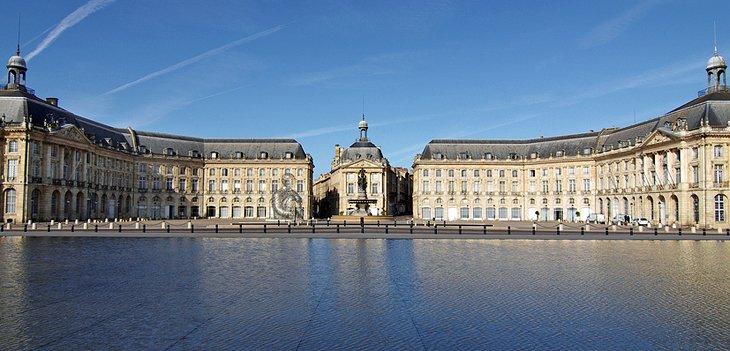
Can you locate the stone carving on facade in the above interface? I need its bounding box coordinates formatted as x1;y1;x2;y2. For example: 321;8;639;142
673;117;687;131
271;173;303;220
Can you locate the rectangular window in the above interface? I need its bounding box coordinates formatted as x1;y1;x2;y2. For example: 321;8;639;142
583;179;591;191
436;181;443;193
460;207;469;219
7;159;18;180
271;180;278;193
568;179;576;192
8;140;18;153
542;180;549;192
474;170;479;177
179;166;187;175
529;180;536;192
511;207;521;220
257;206;267;218
372;183;379;194
297;180;304;193
347;183;354;194
178;179;186;191
473;207;482;219
258;180;266;192
234;180;241;192
222;180;229;193
166;177;173;190
511;181;518;192
422;180;429;193
246;180;252;192
139;176;147;189
714;145;723;158
474;181;480;192
486;207;495;219
208;180;215;192
715;165;724;184
192;179;198;192
555;180;562;192
499;207;508;219
422;207;432;219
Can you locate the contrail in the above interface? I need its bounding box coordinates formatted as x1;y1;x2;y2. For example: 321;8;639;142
26;0;115;61
104;25;285;95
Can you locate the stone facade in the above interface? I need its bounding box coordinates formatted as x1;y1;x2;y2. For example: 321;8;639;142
313;118;412;217
412;49;730;228
0;51;313;223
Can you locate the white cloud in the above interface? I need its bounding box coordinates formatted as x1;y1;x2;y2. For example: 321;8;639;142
578;0;660;48
26;0;116;61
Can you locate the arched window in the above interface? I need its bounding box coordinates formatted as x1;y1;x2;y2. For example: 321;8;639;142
5;189;16;213
715;195;725;222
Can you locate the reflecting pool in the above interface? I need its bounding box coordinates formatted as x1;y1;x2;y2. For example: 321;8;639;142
0;238;728;350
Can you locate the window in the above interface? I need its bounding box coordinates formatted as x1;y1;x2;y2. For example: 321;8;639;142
297;180;304;193
259;169;265;177
166;177;174;190
715;164;724;184
583;198;590;205
692;147;699;160
542;180;549;193
512;170;518;177
179;179;186;191
583;166;590;175
6;159;18;180
448;170;454;177
499;170;505;177
347;183;354;194
422;181;429;193
139;176;147;189
32;142;41;155
555;180;562;192
486;170;492;177
5;189;16;213
435;169;442;177
297;169;303;177
474;170;480;177
583;179;591;191
221;168;229;177
209;168;216;176
8;140;18;153
245;180;252;192
461;170;467;177
529;170;536;177
511;207;521;220
422;207;432;219
234;180;241;192
192;179;199;192
435;181;442;193
473;207;482;219
271;180;278;193
715;195;725;222
257;206;267;218
460;207;469;219
474;181;480;192
555;168;562;176
569;167;575;175
258;180;266;192
714;145;723;158
568;179;576;192
423;169;429;177
208;180;216;192
692;166;699;183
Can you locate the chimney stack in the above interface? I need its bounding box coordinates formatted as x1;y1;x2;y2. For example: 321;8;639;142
46;97;59;107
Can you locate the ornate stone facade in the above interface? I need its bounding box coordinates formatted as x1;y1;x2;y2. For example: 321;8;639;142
412;49;730;228
0;51;313;223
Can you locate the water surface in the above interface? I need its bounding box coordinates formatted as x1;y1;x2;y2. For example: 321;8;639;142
0;237;728;350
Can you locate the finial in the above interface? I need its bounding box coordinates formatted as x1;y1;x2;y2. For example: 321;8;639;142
17;13;21;55
714;20;718;54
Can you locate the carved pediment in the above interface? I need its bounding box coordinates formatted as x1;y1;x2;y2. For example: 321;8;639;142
50;125;91;144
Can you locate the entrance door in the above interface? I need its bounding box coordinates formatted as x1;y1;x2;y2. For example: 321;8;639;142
447;207;458;221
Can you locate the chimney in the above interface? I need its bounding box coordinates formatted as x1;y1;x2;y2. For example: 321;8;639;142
46;97;59;107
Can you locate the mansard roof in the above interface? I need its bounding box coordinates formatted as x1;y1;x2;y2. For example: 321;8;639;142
419;92;730;161
0;91;308;159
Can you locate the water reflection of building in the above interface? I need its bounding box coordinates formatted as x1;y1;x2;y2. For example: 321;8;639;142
313;118;412;217
413;48;730;228
0;49;313;222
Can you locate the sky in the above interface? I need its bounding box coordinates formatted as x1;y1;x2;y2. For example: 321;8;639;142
3;0;730;175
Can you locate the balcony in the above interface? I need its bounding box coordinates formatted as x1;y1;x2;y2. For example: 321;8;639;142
138;188;148;193
65;180;75;187
77;181;86;188
714;181;729;188
30;176;43;184
52;178;62;186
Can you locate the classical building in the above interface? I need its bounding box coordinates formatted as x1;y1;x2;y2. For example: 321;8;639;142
313;118;411;217
413;48;730;228
0;49;313;223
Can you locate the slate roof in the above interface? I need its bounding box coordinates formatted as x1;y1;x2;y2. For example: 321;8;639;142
0;91;308;159
419;92;730;161
339;140;384;162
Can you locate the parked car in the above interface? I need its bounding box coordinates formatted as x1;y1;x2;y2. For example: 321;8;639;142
586;213;605;224
632;218;650;226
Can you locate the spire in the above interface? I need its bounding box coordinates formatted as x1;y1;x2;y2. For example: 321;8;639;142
16;13;21;56
714;20;718;54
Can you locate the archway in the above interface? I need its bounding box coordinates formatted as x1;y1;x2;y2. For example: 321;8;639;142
31;189;41;221
51;191;60;220
670;195;679;224
76;192;85;220
658;195;666;225
691;194;700;224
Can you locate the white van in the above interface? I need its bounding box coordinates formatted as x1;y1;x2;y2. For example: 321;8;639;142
586;213;606;224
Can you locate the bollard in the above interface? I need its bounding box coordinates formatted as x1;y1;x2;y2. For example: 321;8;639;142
216;224;219;233
427;220;430;227
532;227;535;235
434;226;438;235
119;225;122;233
458;225;462;235
557;226;560;235
630;227;633;236
47;224;51;232
344;220;347;227
24;224;27;232
377;220;380;227
288;223;291;233
277;220;280;226
483;225;487;235
143;224;146;233
385;224;389;234
191;224;194;233
360;224;364;234
71;225;74;232
239;224;242;233
394;220;397;228
581;226;584;235
508;226;511;235
727;228;729;236
410;225;413;235
327;219;330;227
264;224;267;233
605;227;608;236
336;224;340;233
654;227;658;236
678;228;682;236
312;223;315;234
703;228;706;236
95;224;98;233
166;225;170;233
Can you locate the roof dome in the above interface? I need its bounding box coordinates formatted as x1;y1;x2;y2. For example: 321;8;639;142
358;119;368;129
707;50;726;70
7;54;26;69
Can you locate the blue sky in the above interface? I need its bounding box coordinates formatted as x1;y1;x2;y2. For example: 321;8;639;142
3;1;730;175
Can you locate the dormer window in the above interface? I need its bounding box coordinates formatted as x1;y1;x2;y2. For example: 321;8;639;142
583;148;592;155
433;152;443;160
165;148;175;156
485;153;493;160
459;152;468;159
530;152;538;159
259;151;268;159
285;152;293;159
555;150;564;157
235;152;244;159
210;151;219;159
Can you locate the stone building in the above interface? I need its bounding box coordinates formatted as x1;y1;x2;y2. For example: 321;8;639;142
412;48;730;228
0;49;313;223
313;118;411;217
